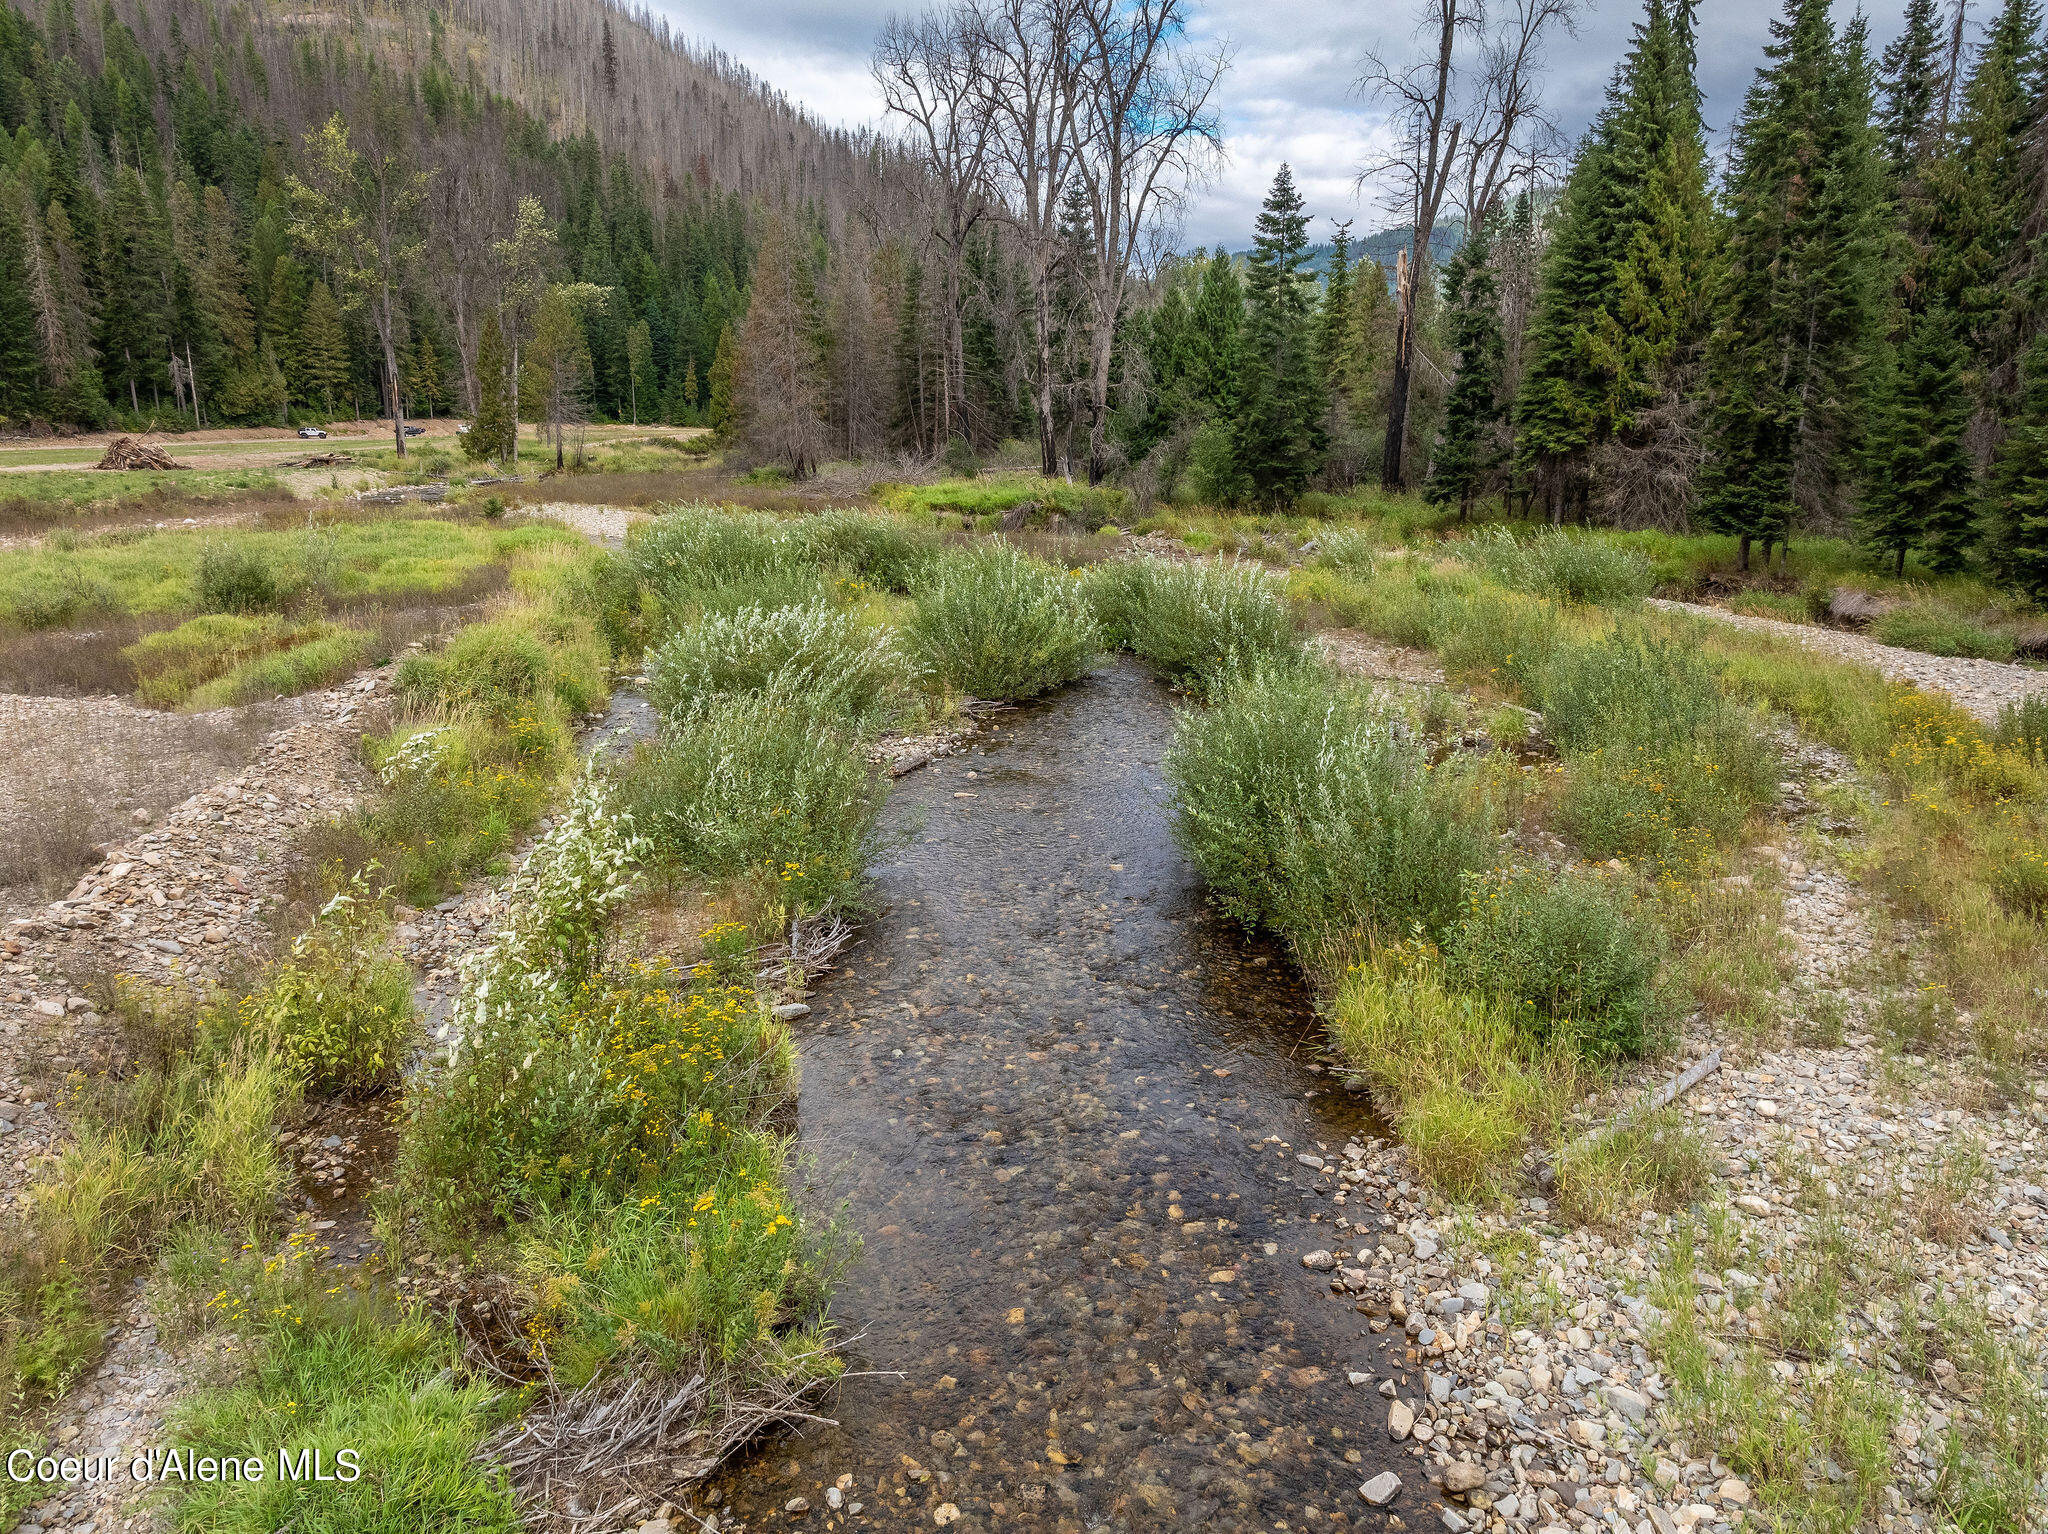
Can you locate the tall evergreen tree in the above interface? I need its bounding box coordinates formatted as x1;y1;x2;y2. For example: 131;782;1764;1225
1319;222;1356;413
1920;0;2040;416
1515;0;1712;521
298;279;348;417
466;310;515;465
1863;303;1977;572
1428;217;1506;518
1701;0;1886;567
1878;0;1944;179
1986;323;2048;596
1230;166;1326;508
706;321;738;438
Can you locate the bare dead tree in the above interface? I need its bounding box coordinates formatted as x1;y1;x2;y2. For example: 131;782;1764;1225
976;0;1091;476
1357;0;1475;493
1453;0;1578;231
1359;0;1575;490
875;5;1000;453
1069;0;1226;484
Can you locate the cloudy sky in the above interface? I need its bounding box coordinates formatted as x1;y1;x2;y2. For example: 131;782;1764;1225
645;0;1926;247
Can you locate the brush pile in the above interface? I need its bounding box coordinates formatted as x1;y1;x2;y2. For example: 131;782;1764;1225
94;436;188;470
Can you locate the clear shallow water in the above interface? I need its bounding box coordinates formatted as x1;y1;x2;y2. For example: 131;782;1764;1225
705;659;1407;1531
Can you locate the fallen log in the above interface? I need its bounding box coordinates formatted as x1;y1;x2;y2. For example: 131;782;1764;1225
95;435;189;470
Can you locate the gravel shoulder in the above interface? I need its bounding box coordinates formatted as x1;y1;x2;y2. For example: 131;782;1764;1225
1651;597;2048;722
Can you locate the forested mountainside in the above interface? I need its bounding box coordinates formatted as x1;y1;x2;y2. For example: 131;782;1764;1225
0;0;921;439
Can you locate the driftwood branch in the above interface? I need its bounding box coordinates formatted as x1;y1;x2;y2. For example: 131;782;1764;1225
1537;1048;1723;1189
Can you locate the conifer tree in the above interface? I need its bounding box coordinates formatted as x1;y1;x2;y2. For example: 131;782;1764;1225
1862;304;1977;572
1701;0;1886;566
706;322;738;439
465;309;515;465
1188;251;1245;415
1428;217;1506;518
1515;0;1712;521
298;279;349;417
1319;223;1356;415
1921;0;2040;416
1230;166;1326;508
1986;324;2048;597
98;165;171;417
1878;0;1943;179
625;319;653;425
0;185;42;419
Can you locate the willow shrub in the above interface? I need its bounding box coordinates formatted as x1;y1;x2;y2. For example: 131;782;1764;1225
619;691;886;920
1085;556;1299;698
1446;864;1661;1060
904;543;1098;702
792;509;940;593
1164;661;1493;965
645;602;911;736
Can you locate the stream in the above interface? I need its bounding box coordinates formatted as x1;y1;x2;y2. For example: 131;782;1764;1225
703;658;1409;1531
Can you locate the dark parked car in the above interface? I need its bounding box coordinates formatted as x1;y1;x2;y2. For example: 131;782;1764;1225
403;424;426;437
297;426;327;439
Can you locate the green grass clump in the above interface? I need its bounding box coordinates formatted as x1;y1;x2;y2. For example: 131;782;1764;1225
186;627;373;708
1165;662;1494;962
904;543;1099;701
223;874;415;1097
396;607;606;724
1447;864;1660;1059
1871;604;2018;661
1327;948;1568;1202
1307;526;1382;577
1535;629;1782;868
125;613;351;706
1995;695;2048;766
1552;1107;1713;1227
1462;525;1655;606
1086;556;1300;697
619;694;885;919
0;1035;296;1432
646;602;909;735
164;1269;516;1534
881;474;1130;530
356;712;565;906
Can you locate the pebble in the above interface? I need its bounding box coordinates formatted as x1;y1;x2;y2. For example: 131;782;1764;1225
1359;1472;1403;1507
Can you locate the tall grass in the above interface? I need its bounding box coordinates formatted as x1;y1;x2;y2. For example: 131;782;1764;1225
1165;662;1494;963
903;542;1099;701
1085;556;1300;697
1327;949;1571;1202
1535;630;1782;868
646;602;910;735
1461;525;1655;606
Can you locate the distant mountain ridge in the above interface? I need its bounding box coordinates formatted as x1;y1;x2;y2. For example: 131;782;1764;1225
1218;222;1466;280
